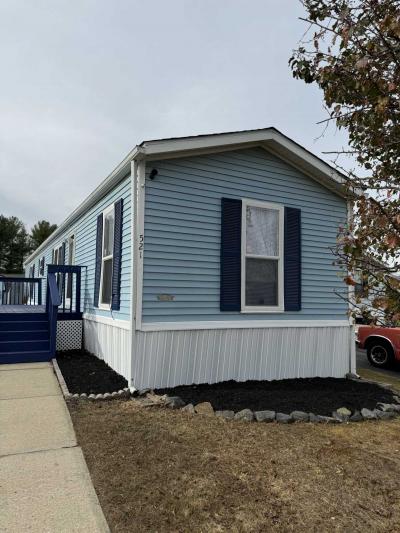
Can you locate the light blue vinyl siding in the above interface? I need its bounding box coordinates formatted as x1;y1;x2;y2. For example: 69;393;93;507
25;175;132;321
143;147;348;322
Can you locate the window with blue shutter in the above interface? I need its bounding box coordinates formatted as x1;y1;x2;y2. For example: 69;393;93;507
220;198;301;312
94;199;123;310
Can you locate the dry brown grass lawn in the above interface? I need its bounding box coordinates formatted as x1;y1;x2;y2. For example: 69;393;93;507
69;400;400;533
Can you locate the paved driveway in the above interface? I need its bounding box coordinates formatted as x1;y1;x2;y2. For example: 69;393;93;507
356;346;400;391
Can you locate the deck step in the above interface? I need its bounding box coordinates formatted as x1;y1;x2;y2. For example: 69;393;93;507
0;313;48;321
0;320;49;331
0;339;50;353
1;330;49;341
0;350;52;364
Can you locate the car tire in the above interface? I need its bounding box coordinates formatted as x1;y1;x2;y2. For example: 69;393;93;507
367;340;394;368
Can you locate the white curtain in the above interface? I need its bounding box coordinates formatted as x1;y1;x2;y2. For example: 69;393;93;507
246;206;279;256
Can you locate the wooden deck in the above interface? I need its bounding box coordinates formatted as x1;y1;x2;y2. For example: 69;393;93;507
0;305;46;314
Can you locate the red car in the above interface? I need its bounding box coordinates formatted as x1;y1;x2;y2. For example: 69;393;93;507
358;325;400;368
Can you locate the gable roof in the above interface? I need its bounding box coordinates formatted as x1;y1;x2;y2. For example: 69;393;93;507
24;127;348;266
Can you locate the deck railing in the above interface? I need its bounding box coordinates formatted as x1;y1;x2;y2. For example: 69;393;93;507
0;276;42;306
47;271;61;355
47;265;82;319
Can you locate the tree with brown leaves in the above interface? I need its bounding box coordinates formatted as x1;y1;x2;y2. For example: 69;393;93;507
290;0;400;324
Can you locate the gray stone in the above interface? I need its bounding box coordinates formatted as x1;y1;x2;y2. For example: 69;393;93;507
361;408;377;420
80;393;87;399
234;409;254;422
145;392;164;404
194;402;214;416
103;393;111;399
393;395;400;404
165;396;186;409
337;407;352;417
118;390;125;396
375;409;395;420
111;391;119;398
276;412;293;424
309;413;321;423
182;403;195;414
346;372;360;380
377;402;396;412
215;410;235;420
72;394;80;399
332;407;352;422
95;394;103;400
390;403;400;413
138;388;151;397
254;410;276;423
88;394;96;400
290;411;309;422
349;410;363;422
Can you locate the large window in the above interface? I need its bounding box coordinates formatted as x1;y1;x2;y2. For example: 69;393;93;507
99;206;115;308
241;199;284;312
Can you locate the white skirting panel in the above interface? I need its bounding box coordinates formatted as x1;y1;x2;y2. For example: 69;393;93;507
132;326;351;390
83;318;131;381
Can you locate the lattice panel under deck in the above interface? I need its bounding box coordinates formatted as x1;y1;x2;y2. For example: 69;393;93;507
56;320;82;351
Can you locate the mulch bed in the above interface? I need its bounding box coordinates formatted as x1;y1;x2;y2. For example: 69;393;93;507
56;351;127;394
156;377;395;416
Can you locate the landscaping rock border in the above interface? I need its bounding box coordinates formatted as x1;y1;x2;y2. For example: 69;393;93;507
137;375;400;424
52;359;132;401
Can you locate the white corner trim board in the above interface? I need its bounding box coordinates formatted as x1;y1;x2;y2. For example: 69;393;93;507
83;313;131;330
134;159;146;331
139;319;352;332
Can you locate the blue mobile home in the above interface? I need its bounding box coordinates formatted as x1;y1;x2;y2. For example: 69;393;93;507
19;128;355;388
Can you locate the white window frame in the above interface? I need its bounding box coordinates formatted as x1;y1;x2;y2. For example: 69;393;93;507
53;243;63;265
98;205;114;310
241;198;284;313
68;234;75;265
65;234;76;304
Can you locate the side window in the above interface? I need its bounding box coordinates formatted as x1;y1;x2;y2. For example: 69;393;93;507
242;200;284;311
99;206;115;307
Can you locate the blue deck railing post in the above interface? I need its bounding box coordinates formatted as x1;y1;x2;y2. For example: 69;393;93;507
38;279;42;305
76;271;81;314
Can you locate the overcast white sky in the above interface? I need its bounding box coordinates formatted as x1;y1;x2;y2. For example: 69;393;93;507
0;0;351;229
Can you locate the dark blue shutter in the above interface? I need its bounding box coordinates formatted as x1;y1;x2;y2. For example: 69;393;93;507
94;214;103;308
284;207;301;311
61;242;66;265
111;198;123;310
220;198;242;311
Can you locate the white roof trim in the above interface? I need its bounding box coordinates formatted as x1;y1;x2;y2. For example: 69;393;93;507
24;127;348;265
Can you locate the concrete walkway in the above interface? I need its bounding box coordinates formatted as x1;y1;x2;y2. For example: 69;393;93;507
0;362;109;533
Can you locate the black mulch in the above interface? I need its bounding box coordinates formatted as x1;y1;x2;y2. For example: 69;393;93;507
156;378;396;416
56;351;128;394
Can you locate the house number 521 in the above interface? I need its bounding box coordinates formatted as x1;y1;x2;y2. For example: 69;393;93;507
139;234;144;258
